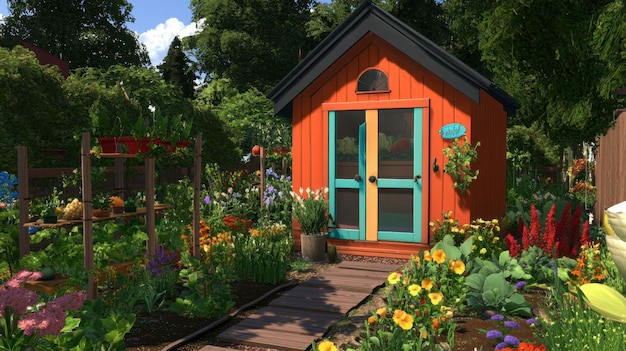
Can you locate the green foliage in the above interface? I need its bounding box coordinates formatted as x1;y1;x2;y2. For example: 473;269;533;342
465;271;532;317
506;123;561;173
215;88;291;155
1;0;149;69
479;0;617;148
58;298;136;351
539;283;626;350
187;0;315;92
517;246;556;285
0;46;71;172
233;223;293;284
158;36;197;99
443;136;480;194
291;187;329;235
170;253;234;318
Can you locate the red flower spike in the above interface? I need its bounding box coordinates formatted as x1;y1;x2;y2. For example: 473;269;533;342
544;204;557;256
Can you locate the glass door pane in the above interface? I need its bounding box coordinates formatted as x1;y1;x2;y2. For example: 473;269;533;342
330;111;365;240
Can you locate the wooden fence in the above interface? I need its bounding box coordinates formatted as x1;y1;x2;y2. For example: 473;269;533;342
595;109;626;221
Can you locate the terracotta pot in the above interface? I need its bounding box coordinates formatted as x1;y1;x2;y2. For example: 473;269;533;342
93;209;111;218
111;206;124;214
300;233;327;262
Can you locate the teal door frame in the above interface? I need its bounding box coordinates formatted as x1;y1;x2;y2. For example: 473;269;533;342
329;108;423;243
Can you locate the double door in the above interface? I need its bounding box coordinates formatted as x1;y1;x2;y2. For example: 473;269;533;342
329;107;424;243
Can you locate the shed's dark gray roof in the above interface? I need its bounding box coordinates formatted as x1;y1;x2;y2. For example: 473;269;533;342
268;0;519;118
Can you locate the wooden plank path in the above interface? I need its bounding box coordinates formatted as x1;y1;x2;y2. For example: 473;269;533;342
208;261;400;351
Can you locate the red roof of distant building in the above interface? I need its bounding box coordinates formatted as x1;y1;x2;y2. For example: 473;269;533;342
21;42;69;78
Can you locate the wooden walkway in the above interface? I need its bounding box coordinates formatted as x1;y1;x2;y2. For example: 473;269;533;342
202;261;400;351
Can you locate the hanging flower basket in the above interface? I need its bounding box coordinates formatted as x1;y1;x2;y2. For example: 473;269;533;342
97;137;152;154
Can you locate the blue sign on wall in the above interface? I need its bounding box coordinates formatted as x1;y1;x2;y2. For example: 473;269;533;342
439;123;466;139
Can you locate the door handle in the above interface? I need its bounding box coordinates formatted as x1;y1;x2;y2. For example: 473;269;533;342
368;176;377;183
415;174;422;182
354;174;362;182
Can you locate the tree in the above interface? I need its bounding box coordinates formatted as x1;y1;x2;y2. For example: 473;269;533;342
158;37;197;99
0;46;70;172
391;0;449;47
1;0;149;69
478;0;617;149
186;0;315;92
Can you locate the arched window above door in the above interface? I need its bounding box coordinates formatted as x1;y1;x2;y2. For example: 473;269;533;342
357;69;389;93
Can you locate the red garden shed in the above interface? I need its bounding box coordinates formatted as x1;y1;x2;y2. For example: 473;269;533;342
268;1;518;258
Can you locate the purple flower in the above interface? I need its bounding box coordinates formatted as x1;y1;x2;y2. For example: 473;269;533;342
204;196;211;204
486;329;503;339
504;321;520;329
490;314;505;321
526;318;539;326
504;335;520;346
495;342;509;350
515;281;527;290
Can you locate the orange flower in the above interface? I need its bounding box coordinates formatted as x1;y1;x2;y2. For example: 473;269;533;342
450;260;466;275
376;307;387;318
392;309;414;330
432;318;440;330
423;250;433;261
432;249;446;264
367;315;376;325
421;277;434;291
428;292;444;305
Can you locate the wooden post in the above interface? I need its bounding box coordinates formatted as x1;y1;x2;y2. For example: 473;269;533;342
145;156;156;258
259;147;265;209
17;146;30;258
193;134;202;258
81;132;96;300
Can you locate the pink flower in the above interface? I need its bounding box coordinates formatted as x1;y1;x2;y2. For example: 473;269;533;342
0;287;38;316
49;291;86;311
5;270;42;288
19;304;66;336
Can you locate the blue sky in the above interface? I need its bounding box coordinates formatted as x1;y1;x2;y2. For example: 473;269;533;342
0;1;197;66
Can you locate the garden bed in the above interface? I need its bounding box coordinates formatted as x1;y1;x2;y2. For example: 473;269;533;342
125;255;548;351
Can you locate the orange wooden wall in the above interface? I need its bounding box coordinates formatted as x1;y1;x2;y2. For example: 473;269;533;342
291;33;507;240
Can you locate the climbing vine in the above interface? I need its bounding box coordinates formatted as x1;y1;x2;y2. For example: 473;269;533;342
443;136;480;194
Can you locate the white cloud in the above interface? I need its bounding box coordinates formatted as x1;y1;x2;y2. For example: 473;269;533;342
138;18;202;66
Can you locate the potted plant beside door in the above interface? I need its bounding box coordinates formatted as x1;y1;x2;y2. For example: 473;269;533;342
290;187;330;261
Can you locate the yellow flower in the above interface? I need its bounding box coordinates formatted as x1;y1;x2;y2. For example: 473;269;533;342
450;260;466;274
423;250;433;261
428;292;444;305
480;248;487;255
421;277;434;291
403;276;410;285
317;340;337;351
492;219;499;224
432;249;446;264
477;235;483;241
387;272;401;285
409;284;422;296
368;315;377;325
412;256;420;264
393;309;414;330
376;307;387;318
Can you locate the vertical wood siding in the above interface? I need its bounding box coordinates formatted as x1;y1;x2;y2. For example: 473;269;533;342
291;33;506;243
596;111;626;220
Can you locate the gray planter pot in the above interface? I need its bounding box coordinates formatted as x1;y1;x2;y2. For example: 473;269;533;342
300;233;327;262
